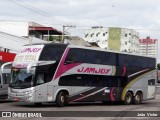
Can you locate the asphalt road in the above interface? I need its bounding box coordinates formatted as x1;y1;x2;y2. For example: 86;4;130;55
1;86;160;120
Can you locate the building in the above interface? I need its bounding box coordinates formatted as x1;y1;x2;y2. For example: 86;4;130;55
84;27;140;53
0;21;62;41
0;21;64;66
139;37;158;57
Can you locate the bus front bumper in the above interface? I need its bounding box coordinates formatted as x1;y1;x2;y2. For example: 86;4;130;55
8;92;35;102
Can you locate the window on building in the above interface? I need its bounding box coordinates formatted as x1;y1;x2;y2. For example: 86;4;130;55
85;34;88;38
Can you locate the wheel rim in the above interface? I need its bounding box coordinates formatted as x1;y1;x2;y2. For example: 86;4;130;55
126;95;131;103
135;94;141;102
61;96;65;103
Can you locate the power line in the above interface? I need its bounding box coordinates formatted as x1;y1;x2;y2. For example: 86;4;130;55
8;0;82;35
8;0;69;25
7;0;160;36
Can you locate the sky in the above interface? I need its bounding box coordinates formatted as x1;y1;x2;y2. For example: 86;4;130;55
1;0;160;62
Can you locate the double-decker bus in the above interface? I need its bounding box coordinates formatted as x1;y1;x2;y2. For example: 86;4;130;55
3;43;156;106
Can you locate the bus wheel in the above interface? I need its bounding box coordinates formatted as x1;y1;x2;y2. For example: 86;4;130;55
56;91;68;107
124;92;132;105
133;92;142;104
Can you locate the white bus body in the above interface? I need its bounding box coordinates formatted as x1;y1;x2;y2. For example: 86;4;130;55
4;43;156;106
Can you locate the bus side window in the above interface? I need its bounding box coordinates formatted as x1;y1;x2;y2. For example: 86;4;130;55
105;52;116;65
119;54;129;67
148;79;155;85
65;48;83;64
36;73;47;85
65;50;77;64
36;74;44;85
83;50;94;64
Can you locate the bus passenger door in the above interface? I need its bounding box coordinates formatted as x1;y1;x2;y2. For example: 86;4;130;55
35;73;48;102
147;79;156;99
35;84;48;102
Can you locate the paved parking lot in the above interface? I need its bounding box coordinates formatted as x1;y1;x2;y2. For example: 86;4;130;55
0;86;160;120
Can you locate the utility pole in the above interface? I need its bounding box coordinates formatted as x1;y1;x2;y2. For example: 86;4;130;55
61;25;76;42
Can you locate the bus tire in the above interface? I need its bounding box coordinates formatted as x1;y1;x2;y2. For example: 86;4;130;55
56;91;68;107
124;92;132;105
133;92;142;104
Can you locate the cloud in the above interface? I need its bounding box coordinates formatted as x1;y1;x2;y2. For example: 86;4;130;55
1;0;160;61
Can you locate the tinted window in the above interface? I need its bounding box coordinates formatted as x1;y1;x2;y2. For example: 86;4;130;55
39;45;66;61
142;57;155;68
129;56;142;68
119;54;130;67
65;49;83;64
83;50;95;63
148;79;155;85
35;63;58;85
59;75;127;87
105;52;116;65
118;53;156;68
65;48;116;65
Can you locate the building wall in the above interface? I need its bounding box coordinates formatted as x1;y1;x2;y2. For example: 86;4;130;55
139;37;158;57
120;28;139;53
0;31;48;53
108;27;121;51
84;26;108;49
84;27;139;53
0;21;29;37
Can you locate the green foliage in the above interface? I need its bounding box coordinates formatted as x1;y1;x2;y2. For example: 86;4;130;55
157;63;160;69
49;35;61;41
49;35;53;41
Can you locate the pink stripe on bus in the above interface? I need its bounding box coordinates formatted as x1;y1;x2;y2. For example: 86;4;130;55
122;67;126;76
54;48;81;80
110;87;115;101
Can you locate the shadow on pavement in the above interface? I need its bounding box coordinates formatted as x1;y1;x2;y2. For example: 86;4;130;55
10;101;150;108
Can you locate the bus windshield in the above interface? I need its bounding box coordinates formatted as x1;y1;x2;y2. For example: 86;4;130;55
10;68;33;89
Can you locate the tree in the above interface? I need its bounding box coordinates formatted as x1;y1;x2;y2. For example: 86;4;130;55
49;35;61;42
49;35;53;41
157;63;160;70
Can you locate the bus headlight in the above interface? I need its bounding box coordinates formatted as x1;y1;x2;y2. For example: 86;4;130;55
26;96;33;101
25;90;35;95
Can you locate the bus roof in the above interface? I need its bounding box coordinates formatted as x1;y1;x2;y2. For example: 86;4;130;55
24;43;156;59
67;44;156;59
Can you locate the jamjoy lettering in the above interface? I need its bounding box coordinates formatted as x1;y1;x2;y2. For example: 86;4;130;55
21;48;42;53
77;67;111;74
